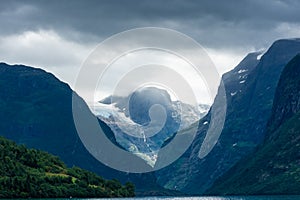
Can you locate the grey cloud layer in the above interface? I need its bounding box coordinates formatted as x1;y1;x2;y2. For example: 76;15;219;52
1;0;300;49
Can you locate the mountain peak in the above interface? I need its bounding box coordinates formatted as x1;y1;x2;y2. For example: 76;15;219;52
274;38;300;43
207;53;300;195
264;38;300;63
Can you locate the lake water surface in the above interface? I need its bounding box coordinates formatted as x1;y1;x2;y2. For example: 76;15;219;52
25;196;299;200
117;197;299;200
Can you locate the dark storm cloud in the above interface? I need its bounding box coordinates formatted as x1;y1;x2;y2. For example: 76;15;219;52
1;0;300;49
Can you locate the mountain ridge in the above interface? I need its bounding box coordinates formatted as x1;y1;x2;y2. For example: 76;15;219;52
0;62;173;196
155;38;300;194
206;53;300;195
1;38;300;196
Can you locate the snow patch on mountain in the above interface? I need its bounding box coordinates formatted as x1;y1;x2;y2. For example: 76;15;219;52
238;69;248;74
92;95;210;166
230;91;237;96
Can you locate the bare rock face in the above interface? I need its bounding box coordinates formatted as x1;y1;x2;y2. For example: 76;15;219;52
155;39;300;194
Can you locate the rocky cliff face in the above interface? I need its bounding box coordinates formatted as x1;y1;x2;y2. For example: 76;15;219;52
155;39;300;194
267;53;300;133
206;54;300;195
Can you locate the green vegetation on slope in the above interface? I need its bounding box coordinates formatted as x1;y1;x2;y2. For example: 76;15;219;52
206;54;300;195
206;112;300;195
0;136;135;198
0;63;168;196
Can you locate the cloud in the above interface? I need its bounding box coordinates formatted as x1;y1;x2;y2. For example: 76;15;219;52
1;0;300;104
0;30;93;87
1;0;300;49
206;48;246;75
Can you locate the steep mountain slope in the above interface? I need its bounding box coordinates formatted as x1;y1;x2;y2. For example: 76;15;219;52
2;38;300;196
94;87;209;166
0;63;170;195
207;54;300;195
0;136;134;198
155;39;300;194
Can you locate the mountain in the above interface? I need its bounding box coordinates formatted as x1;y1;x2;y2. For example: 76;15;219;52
155;39;300;194
0;63;172;195
94;87;209;166
0;136;134;198
207;54;300;195
1;38;300;196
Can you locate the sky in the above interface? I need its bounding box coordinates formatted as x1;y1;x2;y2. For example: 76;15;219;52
1;0;300;104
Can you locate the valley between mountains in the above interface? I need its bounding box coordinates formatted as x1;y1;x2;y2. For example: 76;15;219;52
0;38;299;196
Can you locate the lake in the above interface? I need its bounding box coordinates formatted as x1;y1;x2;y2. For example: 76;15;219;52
104;197;300;200
115;197;300;200
22;196;298;200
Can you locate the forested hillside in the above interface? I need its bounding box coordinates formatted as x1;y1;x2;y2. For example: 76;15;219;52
0;136;135;198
